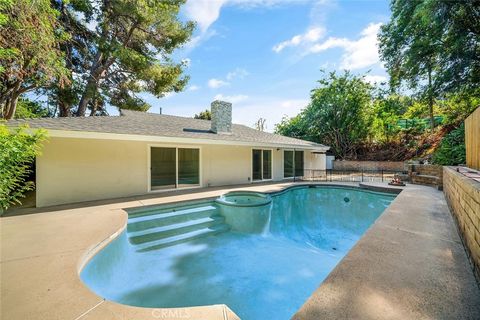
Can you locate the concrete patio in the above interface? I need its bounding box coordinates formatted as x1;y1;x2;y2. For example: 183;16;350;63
1;182;479;319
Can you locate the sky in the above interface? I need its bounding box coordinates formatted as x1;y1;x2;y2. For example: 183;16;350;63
132;0;391;131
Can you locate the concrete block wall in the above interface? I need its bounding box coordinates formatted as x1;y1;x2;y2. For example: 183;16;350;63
443;166;480;280
332;160;405;171
409;164;443;187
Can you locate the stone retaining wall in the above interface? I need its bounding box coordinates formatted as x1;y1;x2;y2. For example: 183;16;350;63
332;160;405;171
444;166;480;280
409;164;443;187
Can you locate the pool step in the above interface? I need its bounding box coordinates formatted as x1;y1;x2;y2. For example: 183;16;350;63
127;205;218;232
135;224;230;252
126;204;230;252
128;216;226;244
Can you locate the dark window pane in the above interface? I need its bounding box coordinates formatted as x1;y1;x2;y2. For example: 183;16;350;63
252;149;262;181
151;147;176;190
263;150;272;179
284;150;294;178
178;148;200;187
295;151;304;177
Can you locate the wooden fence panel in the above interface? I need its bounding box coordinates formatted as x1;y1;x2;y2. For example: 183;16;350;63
465;107;480;170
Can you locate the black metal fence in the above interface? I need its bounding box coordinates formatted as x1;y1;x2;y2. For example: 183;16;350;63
294;169;405;183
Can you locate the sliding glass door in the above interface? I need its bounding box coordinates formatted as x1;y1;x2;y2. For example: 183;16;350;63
252;149;272;181
284;150;294;178
151;147;176;190
178;148;200;187
284;150;304;178
151;147;200;190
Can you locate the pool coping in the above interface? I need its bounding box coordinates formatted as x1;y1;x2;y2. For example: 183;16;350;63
1;181;479;319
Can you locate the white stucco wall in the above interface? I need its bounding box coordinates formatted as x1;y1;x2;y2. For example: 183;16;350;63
36;137;326;207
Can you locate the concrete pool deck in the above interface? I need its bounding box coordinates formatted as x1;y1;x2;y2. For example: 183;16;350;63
1;182;479;319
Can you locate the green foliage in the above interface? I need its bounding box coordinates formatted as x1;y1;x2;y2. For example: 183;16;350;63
0;124;47;211
437;92;480;126
14;98;51;119
68;0;195;116
431;124;466;166
379;0;442;130
275;71;373;159
194;109;211;120
379;0;480;129
0;0;68;119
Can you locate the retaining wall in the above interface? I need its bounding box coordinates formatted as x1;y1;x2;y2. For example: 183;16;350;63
443;166;480;280
333;160;405;171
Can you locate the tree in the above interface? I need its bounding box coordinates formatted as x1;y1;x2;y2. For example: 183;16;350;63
14;98;52;119
0;124;47;212
254;118;267;131
0;0;68;119
431;124;466;166
276;71;373;159
427;1;480;96
69;0;194;116
194;109;211;120
379;0;444;131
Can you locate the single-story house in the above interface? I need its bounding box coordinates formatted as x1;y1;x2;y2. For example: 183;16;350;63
9;101;329;207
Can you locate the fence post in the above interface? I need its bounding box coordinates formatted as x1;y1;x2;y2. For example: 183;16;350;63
361;169;364;182
381;170;384;182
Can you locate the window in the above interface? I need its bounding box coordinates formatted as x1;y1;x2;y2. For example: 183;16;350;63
151;147;176;190
284;150;304;178
252;149;272;181
284;150;294;178
150;147;200;190
178;148;200;187
295;151;304;177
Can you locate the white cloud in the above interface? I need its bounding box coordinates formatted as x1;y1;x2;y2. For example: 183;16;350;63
307;22;383;70
208;78;230;88
226;68;249;80
183;0;314;48
273;27;326;53
364;75;387;84
184;0;227;33
188;85;200;91
214;94;249;104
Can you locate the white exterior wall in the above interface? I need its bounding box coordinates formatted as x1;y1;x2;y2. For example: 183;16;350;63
37;138;324;207
305;151;327;171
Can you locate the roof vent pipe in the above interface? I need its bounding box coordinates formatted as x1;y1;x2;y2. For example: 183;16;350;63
210;100;232;134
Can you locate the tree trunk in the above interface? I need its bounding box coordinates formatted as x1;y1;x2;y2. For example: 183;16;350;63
427;66;435;132
5;93;20;120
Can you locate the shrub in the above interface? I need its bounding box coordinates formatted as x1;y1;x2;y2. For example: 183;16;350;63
0;124;47;212
431;124;465;165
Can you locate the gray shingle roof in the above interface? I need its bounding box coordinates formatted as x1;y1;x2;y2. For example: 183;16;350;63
7;110;327;149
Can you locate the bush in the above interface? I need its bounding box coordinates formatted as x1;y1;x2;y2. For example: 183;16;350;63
431;124;465;165
0;124;47;212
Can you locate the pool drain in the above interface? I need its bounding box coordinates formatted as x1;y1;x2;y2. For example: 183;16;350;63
344;197;350;203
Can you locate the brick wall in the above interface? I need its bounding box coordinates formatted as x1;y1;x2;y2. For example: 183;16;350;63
444;166;480;280
333;160;405;171
409;164;443;187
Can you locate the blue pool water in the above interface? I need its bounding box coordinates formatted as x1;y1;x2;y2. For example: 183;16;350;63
81;186;395;319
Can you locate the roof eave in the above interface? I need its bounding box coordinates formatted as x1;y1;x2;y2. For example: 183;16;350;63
41;129;330;151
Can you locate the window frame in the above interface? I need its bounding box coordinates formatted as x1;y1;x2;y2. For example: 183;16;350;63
251;148;274;182
283;149;304;179
147;144;202;192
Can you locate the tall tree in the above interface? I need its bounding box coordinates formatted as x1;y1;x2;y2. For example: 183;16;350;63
71;0;194;117
0;0;68;119
276;71;373;159
379;0;443;131
194;109;211;120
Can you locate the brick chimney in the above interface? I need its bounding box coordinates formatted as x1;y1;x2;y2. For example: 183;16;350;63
210;100;232;134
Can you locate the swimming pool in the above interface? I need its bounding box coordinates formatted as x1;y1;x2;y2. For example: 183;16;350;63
80;186;396;319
